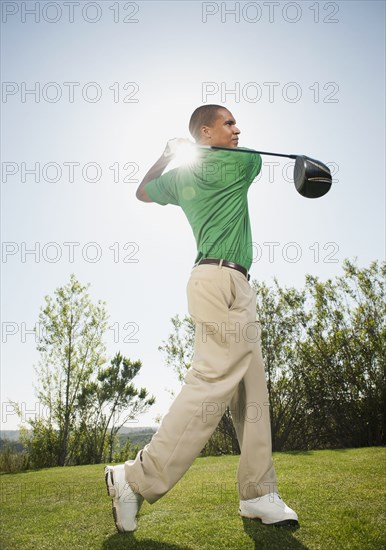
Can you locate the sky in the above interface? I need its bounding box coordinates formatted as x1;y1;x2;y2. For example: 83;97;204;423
1;0;385;431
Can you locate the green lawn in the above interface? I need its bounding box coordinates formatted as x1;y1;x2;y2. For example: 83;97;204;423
1;447;385;549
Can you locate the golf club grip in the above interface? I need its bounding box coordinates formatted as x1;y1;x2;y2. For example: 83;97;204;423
202;145;297;160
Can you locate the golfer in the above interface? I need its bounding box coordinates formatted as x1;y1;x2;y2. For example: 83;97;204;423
104;104;298;531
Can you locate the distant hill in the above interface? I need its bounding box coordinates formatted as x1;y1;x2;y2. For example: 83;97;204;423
0;426;158;444
117;426;157;447
118;426;158;436
0;430;21;442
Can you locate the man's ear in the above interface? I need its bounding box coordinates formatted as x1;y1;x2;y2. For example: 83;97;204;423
200;125;212;140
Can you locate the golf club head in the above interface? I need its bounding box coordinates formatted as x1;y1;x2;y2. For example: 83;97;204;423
294;156;332;198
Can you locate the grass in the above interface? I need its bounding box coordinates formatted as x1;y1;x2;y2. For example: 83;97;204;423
1;447;385;549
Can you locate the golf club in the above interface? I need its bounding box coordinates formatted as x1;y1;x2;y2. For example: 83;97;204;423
199;146;332;199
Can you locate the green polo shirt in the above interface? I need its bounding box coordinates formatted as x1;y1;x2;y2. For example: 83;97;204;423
145;148;261;271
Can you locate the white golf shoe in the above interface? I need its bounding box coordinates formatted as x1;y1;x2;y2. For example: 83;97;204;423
104;463;144;532
239;492;298;526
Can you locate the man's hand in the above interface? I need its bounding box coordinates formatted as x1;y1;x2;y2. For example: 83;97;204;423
136;138;194;202
163;138;193;159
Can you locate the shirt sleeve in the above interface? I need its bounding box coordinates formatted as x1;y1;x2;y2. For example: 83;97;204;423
145;169;179;206
223;148;262;187
239;148;262;185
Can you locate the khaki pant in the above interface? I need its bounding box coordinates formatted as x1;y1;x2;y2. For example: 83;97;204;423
125;263;277;503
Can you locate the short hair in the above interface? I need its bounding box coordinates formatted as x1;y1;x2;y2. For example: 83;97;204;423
189;104;225;141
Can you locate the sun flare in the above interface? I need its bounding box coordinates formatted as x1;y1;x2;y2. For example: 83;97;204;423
173;141;199;166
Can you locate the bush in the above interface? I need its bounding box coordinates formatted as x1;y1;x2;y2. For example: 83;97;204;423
20;421;61;469
0;446;30;473
112;437;140;463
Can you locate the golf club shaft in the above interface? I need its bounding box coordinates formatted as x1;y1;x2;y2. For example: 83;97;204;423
199;145;298;160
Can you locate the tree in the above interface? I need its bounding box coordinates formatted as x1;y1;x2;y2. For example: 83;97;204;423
337;259;385;446
75;352;155;464
296;259;386;448
34;273;108;465
20;273;156;468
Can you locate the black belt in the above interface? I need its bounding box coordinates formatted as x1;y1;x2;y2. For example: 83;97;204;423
194;258;250;281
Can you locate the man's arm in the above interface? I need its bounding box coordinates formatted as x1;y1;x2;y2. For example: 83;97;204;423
136;154;170;202
136;138;192;203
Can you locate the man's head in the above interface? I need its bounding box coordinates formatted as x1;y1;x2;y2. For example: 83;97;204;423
189;105;240;148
